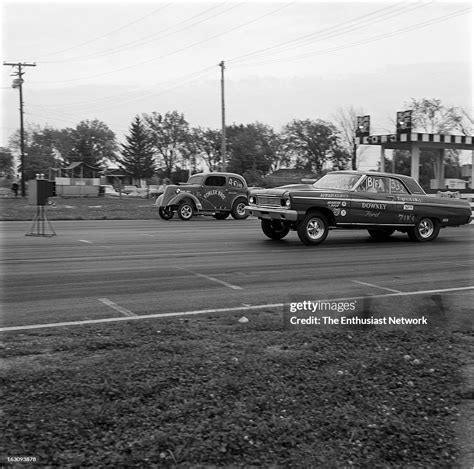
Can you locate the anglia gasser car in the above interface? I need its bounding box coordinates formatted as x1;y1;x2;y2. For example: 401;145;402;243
155;172;249;221
245;170;472;245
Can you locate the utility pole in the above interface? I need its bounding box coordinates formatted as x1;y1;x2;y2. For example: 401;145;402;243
3;61;36;197
219;60;226;172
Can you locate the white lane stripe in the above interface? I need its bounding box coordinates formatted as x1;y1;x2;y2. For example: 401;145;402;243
352;280;402;293
79;239;93;244
98;298;136;317
1;285;473;332
177;267;243;290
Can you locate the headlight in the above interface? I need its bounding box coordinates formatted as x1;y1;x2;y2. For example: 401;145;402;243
283;198;291;208
249;196;255;204
175;188;181;194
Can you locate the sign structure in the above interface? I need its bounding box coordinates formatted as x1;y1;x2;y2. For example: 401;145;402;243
356;115;370;138
396;110;413;134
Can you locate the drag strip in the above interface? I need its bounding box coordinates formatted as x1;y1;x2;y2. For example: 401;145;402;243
1;219;472;329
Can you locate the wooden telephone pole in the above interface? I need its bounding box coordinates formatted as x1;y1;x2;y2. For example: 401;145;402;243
3;61;37;197
219;60;226;172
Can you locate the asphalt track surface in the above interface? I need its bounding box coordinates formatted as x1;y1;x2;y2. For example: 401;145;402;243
1;218;473;330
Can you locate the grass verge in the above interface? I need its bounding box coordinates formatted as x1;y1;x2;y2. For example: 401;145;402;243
0;311;466;467
0;196;157;221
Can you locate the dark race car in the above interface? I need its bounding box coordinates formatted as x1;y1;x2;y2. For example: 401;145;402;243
246;170;472;245
155;172;249;221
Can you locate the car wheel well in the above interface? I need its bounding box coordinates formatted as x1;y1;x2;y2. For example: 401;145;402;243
306;207;335;226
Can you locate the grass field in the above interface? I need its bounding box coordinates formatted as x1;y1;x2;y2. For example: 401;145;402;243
1;194;472;467
0;196;158;221
1;312;467;467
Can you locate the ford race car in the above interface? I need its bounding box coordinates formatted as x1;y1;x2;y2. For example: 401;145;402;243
246;170;472;245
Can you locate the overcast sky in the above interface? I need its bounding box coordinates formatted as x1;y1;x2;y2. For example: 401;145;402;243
1;0;472;168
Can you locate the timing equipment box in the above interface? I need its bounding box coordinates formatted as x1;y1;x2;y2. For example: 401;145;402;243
28;180;55;206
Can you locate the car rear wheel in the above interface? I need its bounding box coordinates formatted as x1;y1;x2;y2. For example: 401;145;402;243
231;199;248;220
261;219;290;240
368;228;395;240
177;201;194;221
297;212;329;246
214;212;230;220
158;207;174;220
407;217;440;242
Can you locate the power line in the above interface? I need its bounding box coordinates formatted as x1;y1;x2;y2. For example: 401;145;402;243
227;1;412;64
33;3;172;60
230;7;471;69
38;2;238;64
29;2;292;85
229;2;429;66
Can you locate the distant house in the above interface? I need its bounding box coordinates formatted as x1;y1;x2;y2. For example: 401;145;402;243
263;169;318;187
53;162;101;197
100;168;135;188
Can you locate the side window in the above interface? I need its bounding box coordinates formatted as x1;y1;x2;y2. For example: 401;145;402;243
205;176;226;187
357;176;389;193
228;177;244;189
388;178;409;194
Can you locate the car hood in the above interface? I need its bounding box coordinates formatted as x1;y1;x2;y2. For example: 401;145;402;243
250;185;347;197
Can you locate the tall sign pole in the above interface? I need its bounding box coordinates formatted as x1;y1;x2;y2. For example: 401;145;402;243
3;61;37;197
219;61;226;171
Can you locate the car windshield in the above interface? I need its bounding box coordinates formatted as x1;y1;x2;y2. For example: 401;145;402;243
312;173;361;191
187;175;204;185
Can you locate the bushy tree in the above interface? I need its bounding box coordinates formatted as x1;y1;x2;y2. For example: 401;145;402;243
8;125;62;180
0;147;15;178
143;111;191;179
282;119;349;173
226;123;280;183
68;119;118;168
191;127;221;171
119;116;155;181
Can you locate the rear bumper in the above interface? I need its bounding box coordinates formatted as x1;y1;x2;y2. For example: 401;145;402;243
245;206;298;221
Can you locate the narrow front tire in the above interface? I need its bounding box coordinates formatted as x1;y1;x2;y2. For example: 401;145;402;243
297;212;329;246
261;219;290;240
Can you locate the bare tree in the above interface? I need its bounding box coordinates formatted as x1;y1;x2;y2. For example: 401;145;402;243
333;106;367;170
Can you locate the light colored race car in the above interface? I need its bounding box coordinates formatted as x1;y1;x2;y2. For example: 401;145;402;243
246;170;472;245
155;172;249;221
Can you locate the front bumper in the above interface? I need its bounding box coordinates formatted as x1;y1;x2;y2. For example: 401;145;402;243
245;206;298;221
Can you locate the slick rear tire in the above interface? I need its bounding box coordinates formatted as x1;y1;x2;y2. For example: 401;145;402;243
158;207;174;220
407;217;440;242
177;201;194;221
297;211;329;246
231;199;249;220
261;219;290;240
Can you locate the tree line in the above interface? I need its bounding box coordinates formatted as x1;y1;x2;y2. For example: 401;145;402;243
0;98;470;187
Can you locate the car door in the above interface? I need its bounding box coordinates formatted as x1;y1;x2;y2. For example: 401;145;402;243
349;175;399;225
199;175;227;211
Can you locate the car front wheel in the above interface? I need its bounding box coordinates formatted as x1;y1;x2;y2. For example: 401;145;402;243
231;199;249;220
261;219;290;240
407;217;440;242
177;201;194;221
297;212;329;246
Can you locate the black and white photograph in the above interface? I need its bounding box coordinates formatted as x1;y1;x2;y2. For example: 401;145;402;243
1;0;473;467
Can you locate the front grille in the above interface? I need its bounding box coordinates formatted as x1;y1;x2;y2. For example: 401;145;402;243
257;196;281;207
